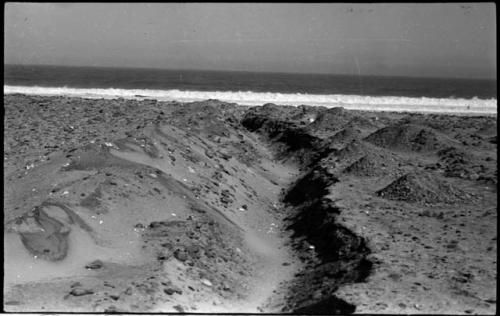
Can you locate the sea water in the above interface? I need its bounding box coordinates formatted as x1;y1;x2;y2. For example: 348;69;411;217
4;64;497;114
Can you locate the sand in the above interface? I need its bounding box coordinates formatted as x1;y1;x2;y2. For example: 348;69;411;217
3;94;497;314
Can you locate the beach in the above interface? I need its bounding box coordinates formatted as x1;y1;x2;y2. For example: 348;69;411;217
3;93;497;313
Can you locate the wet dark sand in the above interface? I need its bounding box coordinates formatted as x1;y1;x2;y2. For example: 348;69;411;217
3;94;497;314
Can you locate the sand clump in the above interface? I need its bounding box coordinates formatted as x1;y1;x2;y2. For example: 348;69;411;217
364;123;452;152
437;147;475;179
436;146;497;185
329;127;364;145
377;171;466;204
307;107;353;132
342;153;390;177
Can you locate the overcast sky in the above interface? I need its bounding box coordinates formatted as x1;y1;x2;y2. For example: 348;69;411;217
4;3;497;79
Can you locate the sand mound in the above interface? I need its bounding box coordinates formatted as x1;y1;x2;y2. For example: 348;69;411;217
329;127;363;145
437;147;474;179
476;122;498;136
345;115;380;130
342;154;386;177
376;171;465;204
288;105;324;122
318;138;400;178
308;107;353;132
333;140;373;162
169;100;239;138
398;115;455;132
340;144;402;177
342;155;379;177
436;147;497;185
365;123;451;152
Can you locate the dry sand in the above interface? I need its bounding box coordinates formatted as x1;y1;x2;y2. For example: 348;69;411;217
3;94;497;314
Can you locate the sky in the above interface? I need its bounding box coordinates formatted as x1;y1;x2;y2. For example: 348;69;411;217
4;3;497;79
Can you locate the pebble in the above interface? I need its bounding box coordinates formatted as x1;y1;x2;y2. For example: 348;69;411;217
201;279;213;287
164;286;182;295
109;294;120;301
70;288;94;296
85;260;104;270
174;249;188;262
173;305;185;313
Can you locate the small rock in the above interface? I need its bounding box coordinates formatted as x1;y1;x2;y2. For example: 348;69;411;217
173;305;185;313
186;244;201;257
70;288;94;296
164;286;182;295
174;249;188;262
70;282;82;288
104;305;121;312
109;294;120;301
201;279;213;287
312;290;322;300
157;253;169;261
164;288;176;295
85;260;103;270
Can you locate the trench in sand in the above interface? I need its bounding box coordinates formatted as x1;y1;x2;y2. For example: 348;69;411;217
106;128;301;312
4;105;374;313
4;124;303;312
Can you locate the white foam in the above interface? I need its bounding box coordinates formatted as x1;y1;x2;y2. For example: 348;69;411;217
4;85;497;114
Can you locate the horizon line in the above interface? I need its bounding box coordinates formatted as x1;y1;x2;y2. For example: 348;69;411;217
4;63;497;81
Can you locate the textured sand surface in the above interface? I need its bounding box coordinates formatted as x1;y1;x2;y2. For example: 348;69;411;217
3;94;497;314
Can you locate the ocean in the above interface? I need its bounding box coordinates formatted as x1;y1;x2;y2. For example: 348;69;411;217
4;64;497;114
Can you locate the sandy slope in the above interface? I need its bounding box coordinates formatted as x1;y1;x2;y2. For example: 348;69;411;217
4;96;300;312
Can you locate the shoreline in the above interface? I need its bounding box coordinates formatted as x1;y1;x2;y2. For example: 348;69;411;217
4;88;497;116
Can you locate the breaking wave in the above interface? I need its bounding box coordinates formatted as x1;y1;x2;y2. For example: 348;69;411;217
4;85;497;114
